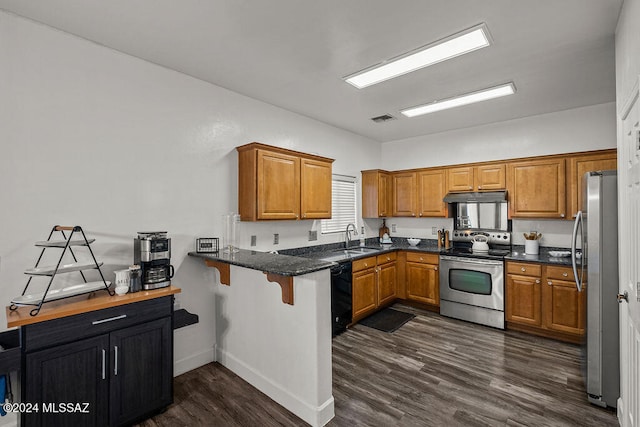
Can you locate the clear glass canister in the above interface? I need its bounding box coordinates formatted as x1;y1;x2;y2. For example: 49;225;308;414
222;213;241;253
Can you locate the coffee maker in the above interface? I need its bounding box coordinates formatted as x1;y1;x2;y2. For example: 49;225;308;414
134;231;174;290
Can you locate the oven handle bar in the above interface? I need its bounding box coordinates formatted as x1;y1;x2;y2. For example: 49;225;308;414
439;255;503;266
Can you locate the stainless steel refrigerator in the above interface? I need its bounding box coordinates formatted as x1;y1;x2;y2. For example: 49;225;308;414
571;170;619;408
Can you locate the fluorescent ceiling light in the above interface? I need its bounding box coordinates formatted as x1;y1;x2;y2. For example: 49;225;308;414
344;24;491;89
400;82;516;117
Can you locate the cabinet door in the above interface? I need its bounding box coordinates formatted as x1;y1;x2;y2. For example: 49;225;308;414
392;172;417;217
352;269;377;320
405;262;439;306
24;334;109;427
416;169;448;217
507;158;566;218
257;149;301;220
447;167;474;192
300;158;332;219
378;172;392;217
475;164;506;191
567;151;617;219
542;278;586;336
377;262;397;307
506;274;542;326
362;170;391;218
109;317;173;427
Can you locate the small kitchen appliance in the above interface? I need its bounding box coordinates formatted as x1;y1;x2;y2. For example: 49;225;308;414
134;231;174;290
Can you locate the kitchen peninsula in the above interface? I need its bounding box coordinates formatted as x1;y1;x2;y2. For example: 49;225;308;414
189;250;335;427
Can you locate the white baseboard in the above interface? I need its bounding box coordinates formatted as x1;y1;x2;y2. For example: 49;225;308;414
173;347;215;377
216;346;334;427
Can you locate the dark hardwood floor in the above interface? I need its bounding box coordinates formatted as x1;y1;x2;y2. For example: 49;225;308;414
138;304;617;426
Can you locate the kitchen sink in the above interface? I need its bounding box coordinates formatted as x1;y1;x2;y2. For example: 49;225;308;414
318;247;381;262
344;247;380;255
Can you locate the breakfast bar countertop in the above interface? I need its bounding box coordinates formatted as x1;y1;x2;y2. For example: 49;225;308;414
188;249;335;276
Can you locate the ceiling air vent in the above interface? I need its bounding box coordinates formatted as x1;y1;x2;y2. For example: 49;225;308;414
371;114;396;123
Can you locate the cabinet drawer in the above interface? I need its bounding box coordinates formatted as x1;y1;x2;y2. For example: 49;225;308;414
406;252;439;264
506;262;541;277
377;252;397;265
545;265;576;281
22;296;173;352
352;256;376;272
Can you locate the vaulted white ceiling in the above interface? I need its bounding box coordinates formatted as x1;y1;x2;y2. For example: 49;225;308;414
0;0;622;142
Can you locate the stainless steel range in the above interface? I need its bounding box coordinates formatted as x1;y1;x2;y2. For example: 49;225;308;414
439;192;511;329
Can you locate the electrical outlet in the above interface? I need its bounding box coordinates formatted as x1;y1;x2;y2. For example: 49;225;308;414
174;298;181;310
391;224;397;233
273;233;279;244
308;230;317;241
432;227;437;235
251;235;257;246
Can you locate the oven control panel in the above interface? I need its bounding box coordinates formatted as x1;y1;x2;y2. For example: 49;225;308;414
451;230;511;245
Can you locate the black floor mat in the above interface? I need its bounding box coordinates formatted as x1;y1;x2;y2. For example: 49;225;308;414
359;308;415;333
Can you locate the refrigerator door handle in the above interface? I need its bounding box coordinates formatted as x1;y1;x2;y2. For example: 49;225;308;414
571;210;584;292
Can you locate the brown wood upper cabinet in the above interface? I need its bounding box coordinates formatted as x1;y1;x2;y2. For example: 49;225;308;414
507;158;566;218
566;149;617;219
237;142;334;221
416;169;448;217
392;172;417;217
390;169;448;218
362;170;392;218
447;164;506;192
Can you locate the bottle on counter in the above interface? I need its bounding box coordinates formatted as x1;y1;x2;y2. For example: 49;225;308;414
379;219;389;238
359;226;366;247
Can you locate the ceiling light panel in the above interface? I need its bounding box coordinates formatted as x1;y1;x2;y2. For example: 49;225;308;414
344;24;491;89
400;82;516;117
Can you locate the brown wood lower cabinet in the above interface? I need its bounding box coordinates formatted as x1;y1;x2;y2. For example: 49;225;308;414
506;261;585;343
351;253;397;322
405;252;439;307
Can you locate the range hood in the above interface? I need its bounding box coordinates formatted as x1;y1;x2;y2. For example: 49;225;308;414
443;191;507;203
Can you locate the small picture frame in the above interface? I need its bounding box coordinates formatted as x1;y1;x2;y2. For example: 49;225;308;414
196;238;219;253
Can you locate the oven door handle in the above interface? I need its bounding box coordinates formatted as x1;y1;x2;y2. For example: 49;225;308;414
439;256;503;266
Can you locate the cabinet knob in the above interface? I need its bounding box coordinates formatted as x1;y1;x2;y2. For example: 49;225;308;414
412;213;416;217
419;213;423;217
560;213;565;218
364;263;368;267
547;281;553;286
535;279;540;284
562;272;568;277
435;266;438;271
469;186;473;189
478;186;482;190
302;214;306;218
420;257;424;261
521;267;526;272
386;257;390;261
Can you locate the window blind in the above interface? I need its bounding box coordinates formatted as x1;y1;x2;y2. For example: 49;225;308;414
321;175;357;234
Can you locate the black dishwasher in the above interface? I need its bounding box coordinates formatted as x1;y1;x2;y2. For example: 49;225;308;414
331;261;352;337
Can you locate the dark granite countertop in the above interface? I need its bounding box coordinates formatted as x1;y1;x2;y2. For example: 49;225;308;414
505;245;583;267
288;238;444;264
188;249;335;276
189;240;582;277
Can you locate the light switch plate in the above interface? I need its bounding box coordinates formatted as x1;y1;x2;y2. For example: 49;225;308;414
308;230;317;241
251;235;257;246
391;224;397;233
432;227;437;235
273;233;279;244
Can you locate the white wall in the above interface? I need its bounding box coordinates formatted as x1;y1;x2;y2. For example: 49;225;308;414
381;102;616;170
0;10;381;380
380;103;617;248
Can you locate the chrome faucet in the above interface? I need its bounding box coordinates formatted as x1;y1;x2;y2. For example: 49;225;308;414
345;223;358;249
